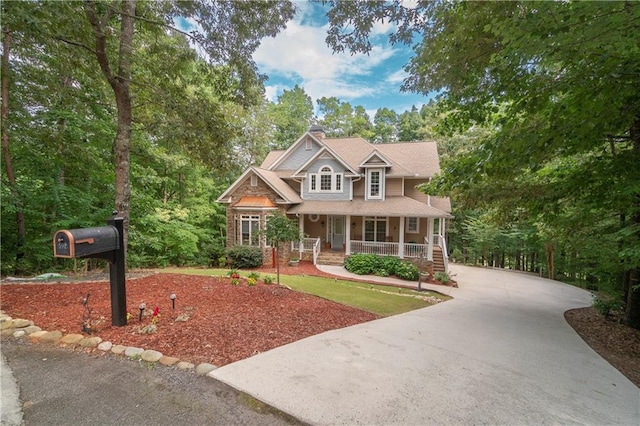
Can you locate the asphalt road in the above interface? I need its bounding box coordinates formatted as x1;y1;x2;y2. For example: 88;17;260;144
1;339;301;426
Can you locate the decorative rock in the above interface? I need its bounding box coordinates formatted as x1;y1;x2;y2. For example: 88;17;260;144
1;321;13;330
0;314;11;322
60;334;85;345
195;363;217;376
29;331;47;339
38;331;63;343
176;361;195;370
12;330;26;338
1;329;16;338
98;341;113;352
141;350;163;363
111;345;127;355
79;337;102;348
124;347;144;358
158;356;179;366
24;326;42;335
11;319;34;329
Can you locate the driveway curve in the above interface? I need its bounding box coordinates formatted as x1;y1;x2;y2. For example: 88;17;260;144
210;264;639;425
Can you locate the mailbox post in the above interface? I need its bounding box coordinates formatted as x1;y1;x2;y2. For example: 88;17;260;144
107;216;126;326
53;213;127;326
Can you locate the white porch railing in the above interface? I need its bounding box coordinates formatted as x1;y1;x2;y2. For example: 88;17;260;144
435;233;449;273
292;237;321;265
403;243;428;259
350;241;399;257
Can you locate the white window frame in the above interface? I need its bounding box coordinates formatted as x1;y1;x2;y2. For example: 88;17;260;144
367;168;384;200
250;174;257;187
407;217;420;233
364;216;388;242
309;166;343;193
238;215;260;246
305;139;313;150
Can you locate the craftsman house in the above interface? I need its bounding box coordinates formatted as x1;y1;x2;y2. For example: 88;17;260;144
216;127;452;272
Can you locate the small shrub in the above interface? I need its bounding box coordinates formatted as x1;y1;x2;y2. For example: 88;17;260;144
226;245;263;269
248;272;260;280
395;261;419;281
345;253;380;275
263;275;275;285
227;268;240;279
247;277;257;286
374;268;390;277
230;278;240;286
592;294;620;318
434;271;450;284
380;256;400;276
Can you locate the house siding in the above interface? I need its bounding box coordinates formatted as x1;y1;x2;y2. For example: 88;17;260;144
275;136;321;171
302;158;352;201
386;178;403;197
405;179;428;203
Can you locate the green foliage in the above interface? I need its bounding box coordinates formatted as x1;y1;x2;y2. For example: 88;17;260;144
395;261;419;281
345;253;380;275
345;254;418;281
592;295;621;318
225;246;263;269
434;272;450;285
248;272;260;280
246;277;257;287
263;275;275;285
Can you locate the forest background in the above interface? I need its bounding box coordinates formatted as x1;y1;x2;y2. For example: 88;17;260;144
2;1;639;327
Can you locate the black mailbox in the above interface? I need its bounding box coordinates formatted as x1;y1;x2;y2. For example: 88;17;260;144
53;226;119;259
52;215;127;327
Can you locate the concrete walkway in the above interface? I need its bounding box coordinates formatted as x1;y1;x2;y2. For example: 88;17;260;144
210;264;639;425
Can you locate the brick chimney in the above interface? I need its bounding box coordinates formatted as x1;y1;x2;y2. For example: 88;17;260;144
308;125;325;139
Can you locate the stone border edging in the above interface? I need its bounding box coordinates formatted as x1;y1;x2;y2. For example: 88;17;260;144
0;310;217;376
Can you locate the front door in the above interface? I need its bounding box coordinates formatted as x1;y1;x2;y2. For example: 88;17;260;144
329;215;345;250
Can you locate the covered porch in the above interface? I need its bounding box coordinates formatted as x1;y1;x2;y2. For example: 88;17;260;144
291;213;450;272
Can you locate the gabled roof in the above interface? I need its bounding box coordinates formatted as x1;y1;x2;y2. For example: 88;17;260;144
215;167;302;204
358;150;393;168
292;146;359;178
266;132;324;171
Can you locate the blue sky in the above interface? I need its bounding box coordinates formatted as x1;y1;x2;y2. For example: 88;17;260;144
252;1;433;118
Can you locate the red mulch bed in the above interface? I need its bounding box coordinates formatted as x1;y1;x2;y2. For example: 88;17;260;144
1;268;378;366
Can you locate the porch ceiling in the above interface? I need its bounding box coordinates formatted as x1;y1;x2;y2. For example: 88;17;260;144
287;197;453;218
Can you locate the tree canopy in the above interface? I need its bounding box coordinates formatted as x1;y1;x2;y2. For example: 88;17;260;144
325;0;640;328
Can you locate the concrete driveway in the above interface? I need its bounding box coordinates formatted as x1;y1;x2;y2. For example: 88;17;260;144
210;264;639;425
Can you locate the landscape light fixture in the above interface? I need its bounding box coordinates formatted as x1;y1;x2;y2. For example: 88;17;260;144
139;303;146;322
170;293;176;310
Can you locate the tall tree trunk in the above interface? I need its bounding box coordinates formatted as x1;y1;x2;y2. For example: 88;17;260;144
86;0;136;256
1;26;26;273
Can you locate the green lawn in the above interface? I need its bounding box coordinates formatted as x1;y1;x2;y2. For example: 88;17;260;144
160;267;450;317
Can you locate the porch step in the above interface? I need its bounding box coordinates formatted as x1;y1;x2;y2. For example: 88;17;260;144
432;247;446;273
316;251;346;266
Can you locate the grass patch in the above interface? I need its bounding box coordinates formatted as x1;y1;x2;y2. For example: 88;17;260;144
159;267;449;317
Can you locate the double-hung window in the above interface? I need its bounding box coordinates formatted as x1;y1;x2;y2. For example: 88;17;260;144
309;166;343;193
407;217;419;233
367;168;383;199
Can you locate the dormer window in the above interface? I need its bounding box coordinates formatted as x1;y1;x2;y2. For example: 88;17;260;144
310;166;343;193
367;168;384;200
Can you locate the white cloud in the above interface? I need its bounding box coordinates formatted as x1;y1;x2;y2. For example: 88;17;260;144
254;9;398;105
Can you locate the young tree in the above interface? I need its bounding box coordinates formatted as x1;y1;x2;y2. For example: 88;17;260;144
263;211;302;285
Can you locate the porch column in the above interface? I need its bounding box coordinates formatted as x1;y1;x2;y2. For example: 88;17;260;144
345;214;351;255
398;216;405;258
427;218;434;261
